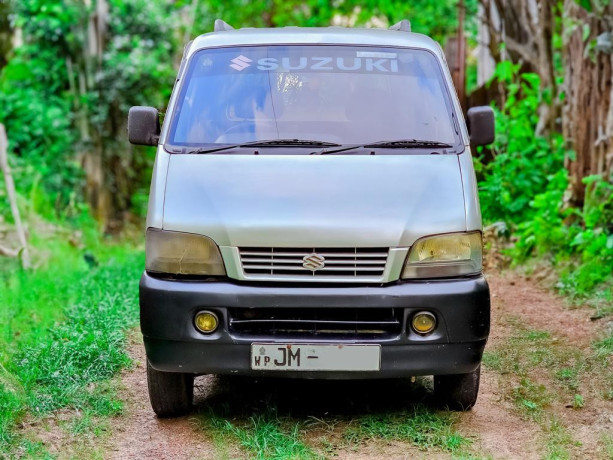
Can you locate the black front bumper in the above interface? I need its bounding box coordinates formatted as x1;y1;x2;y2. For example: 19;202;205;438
140;273;490;378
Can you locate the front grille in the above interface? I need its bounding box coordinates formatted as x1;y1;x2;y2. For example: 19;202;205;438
229;307;402;339
238;247;389;279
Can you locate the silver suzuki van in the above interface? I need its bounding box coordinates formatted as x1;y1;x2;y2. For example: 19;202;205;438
129;19;495;417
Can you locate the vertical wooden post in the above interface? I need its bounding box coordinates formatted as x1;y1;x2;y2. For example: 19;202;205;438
0;124;31;268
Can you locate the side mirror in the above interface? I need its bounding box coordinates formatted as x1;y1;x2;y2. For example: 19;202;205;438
128;106;160;146
467;106;495;146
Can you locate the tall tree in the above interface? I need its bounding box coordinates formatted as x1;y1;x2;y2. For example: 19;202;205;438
1;0;179;230
478;0;612;205
562;0;613;204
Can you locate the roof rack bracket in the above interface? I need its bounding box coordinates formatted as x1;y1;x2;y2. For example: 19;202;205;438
389;20;411;33
214;19;234;32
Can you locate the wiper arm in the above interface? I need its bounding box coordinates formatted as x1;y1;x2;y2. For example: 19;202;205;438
184;144;241;154
241;138;341;147
312;144;365;155
363;139;453;149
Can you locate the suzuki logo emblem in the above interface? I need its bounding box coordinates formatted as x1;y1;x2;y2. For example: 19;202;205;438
303;254;325;271
229;55;252;71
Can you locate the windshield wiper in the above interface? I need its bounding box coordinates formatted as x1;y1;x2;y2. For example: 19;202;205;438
240;139;341;147
183;139;449;155
363;139;453;149
314;139;453;155
182;139;341;154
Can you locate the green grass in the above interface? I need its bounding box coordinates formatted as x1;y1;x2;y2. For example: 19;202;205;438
510;377;552;420
207;409;322;460
482;321;599;457
593;332;613;400
343;406;470;453
203;404;470;459
482;322;587;402
593;334;613;359
196;375;473;459
0;229;143;454
543;416;574;460
601;433;613;458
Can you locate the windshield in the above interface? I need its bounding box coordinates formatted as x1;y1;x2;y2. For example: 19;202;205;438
167;45;460;150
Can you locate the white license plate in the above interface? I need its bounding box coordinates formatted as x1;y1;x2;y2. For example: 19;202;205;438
250;343;381;371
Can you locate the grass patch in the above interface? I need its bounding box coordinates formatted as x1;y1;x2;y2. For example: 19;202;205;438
554;367;581;392
483;320;595;457
593;334;613;359
196;376;473;459
207;409;321;460
343;406;469;453
482;325;556;376
0;232;143;453
593;332;613;400
510;377;552;420
203;404;470;459
601;433;613;458
482;321;587;402
543;416;574;460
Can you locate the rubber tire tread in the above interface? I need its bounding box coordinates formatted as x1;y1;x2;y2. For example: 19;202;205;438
146;360;194;417
434;365;481;411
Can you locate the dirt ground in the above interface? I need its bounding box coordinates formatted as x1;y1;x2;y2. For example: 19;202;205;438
100;271;612;460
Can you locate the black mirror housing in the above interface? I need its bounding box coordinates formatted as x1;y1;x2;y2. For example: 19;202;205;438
467;106;495;146
128;106;160;146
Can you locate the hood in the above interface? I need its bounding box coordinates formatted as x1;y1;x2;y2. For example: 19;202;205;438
162;154;466;247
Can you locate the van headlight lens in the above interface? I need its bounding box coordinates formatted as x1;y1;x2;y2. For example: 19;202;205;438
146;229;226;275
401;232;482;279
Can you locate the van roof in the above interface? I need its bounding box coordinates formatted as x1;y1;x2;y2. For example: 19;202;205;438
188;26;443;57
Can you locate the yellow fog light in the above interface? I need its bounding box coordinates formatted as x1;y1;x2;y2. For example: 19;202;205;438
411;311;436;335
194;311;219;334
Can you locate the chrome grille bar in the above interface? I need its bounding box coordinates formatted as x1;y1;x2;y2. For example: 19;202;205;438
238;247;389;279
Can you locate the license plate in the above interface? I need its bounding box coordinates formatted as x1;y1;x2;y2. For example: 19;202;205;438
250;343;381;371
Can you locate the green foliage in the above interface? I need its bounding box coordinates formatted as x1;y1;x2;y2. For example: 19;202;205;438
477;64;566;224
0;0;178;220
199;0;475;43
477;61;613;298
0;0;83;216
514;171;613;297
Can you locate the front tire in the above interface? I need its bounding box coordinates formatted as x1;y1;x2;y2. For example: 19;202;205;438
434;365;481;411
146;360;194;417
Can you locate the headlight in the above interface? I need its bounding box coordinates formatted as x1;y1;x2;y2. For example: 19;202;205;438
401;232;482;279
146;229;226;275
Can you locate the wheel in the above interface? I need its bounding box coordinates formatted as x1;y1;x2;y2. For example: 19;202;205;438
146;360;194;417
434;365;481;411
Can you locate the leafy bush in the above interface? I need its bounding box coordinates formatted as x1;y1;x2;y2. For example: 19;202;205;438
475;63;566;224
477;62;613;298
0;0;178;222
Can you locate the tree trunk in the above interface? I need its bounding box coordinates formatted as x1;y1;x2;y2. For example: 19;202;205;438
0;1;13;70
79;0;114;228
478;0;560;132
562;1;613;205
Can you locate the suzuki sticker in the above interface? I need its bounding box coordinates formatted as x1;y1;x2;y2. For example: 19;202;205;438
229;55;399;73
